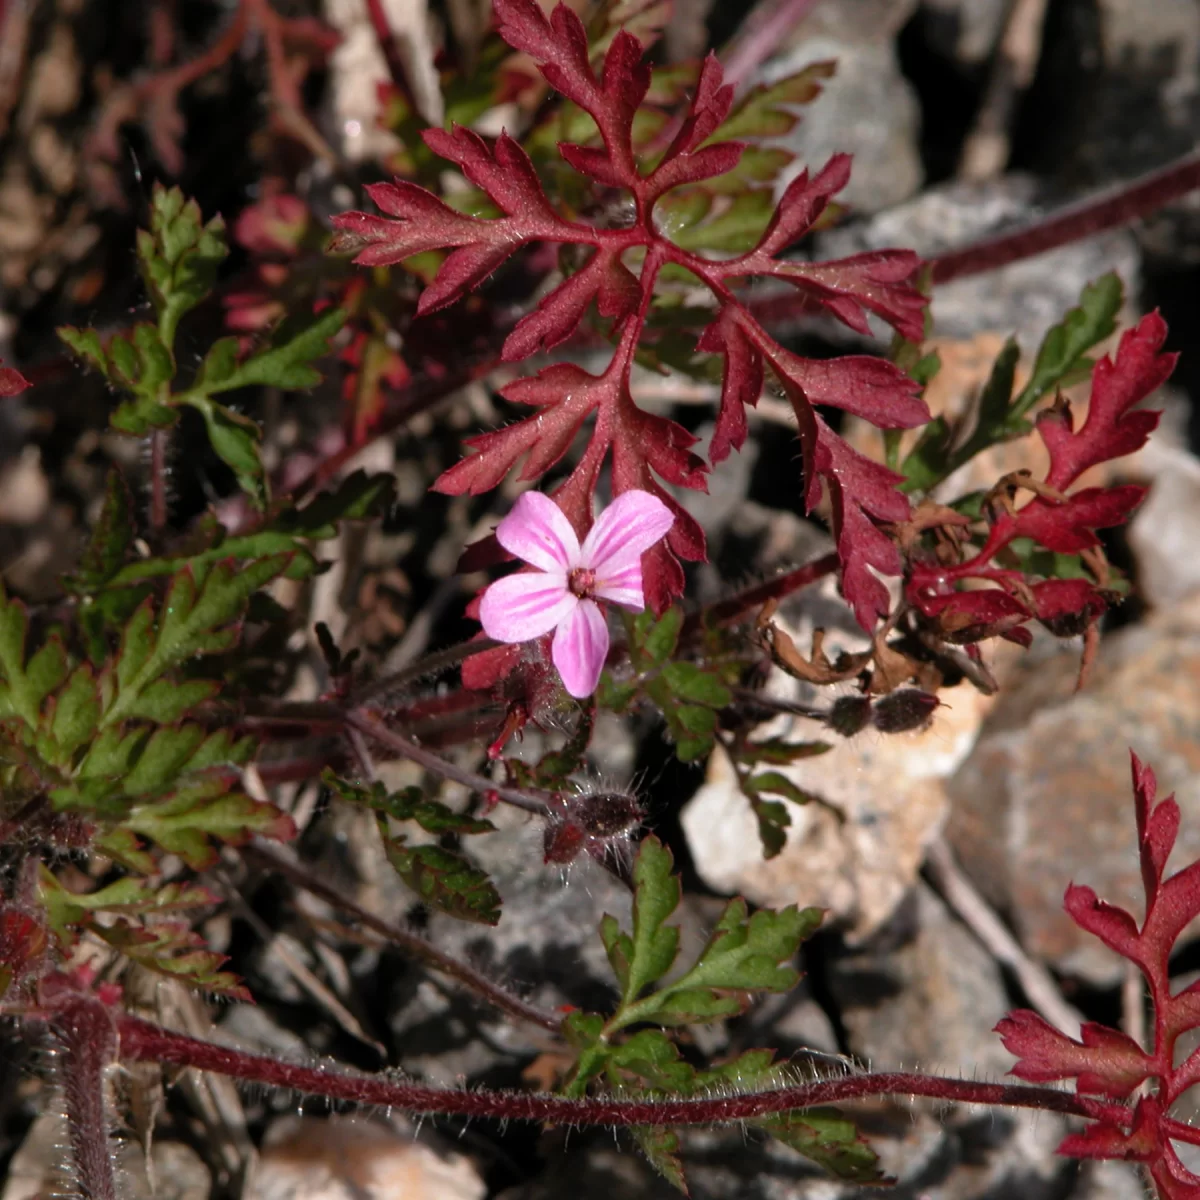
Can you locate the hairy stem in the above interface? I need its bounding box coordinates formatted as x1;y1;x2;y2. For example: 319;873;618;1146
244;843;562;1032
351;637;501;707
722;0;822;91
344;709;553;815
364;0;413;99
116;1011;1128;1128
930;149;1200;283
51;998;119;1200
689;553;840;633
148;429;168;534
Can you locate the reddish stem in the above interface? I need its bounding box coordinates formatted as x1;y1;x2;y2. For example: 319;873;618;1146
148;429;168;534
689;553;839;633
244;843;562;1031
364;0;414;100
116;1010;1127;1128
51;999;120;1200
345;709;553;815
930;149;1200;283
721;0;822;92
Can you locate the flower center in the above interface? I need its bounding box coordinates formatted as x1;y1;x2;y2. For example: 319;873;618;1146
568;567;596;598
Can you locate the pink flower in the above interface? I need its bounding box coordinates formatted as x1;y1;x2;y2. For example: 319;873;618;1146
480;490;675;698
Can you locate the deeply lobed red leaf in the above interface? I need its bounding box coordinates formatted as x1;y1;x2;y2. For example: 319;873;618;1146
996;753;1200;1193
908;311;1175;646
996;1010;1153;1098
334;0;930;635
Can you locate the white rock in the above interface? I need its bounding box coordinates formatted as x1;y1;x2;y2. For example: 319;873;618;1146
1129;440;1200;608
247;1116;485;1200
681;609;991;942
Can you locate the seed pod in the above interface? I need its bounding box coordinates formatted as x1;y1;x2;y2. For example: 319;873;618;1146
542;787;644;865
826;695;872;738
872;688;940;734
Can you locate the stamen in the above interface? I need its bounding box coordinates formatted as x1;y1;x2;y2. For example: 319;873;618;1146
568;567;596;597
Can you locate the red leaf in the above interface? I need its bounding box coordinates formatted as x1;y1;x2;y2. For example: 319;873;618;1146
698;308;762;465
770;250;927;343
995;752;1200;1189
1132;751;1174;909
0;363;29;397
1013;485;1146;552
435;345;708;608
502;248;640;361
1039;312;1173;493
0;904;49;996
1057;1095;1163;1163
908;312;1175;647
996;1010;1153;1098
334;0;929;617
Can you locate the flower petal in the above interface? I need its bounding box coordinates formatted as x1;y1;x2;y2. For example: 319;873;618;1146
582;490;675;582
495;492;581;572
551;599;609;698
593;562;644;610
480;571;575;643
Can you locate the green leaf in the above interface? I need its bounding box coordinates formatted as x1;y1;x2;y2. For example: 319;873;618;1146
630;1125;685;1191
674;735;712;762
39;866;214;944
200;308;346;394
711;61;835;142
668;899;819;997
903;339;1030;492
661;662;731;708
674;704;716;736
378;819;501;925
636;607;682;665
77;725;149;781
195;337;240;389
138;184;228;348
24;638;70;718
121;778;295;868
119;725;207;795
104;556;290;726
746;771;811;806
323;770;495;836
749;795;791;859
603;836;681;1004
596;673;638;712
93;827;157;874
1013;271;1123;417
666;190;776;253
71;469;136;590
47;665;101;763
96;918;249;999
755;1109;882;1182
651;985;746;1024
56;326;109;377
187;397;268;508
531;706;594;782
0;590;41;727
96;471;394;591
740;737;830;765
119;678;218;725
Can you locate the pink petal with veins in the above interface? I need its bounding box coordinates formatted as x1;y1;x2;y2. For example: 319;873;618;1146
552;598;609;698
495;491;582;572
583;491;675;578
480;571;575;642
593;562;644;609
